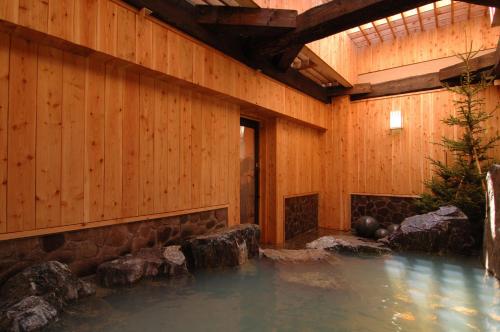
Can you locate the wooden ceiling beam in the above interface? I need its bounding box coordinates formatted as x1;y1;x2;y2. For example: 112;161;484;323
252;0;435;68
416;7;424;32
401;13;410;35
328;83;372;97
439;51;497;82
433;2;439;28
461;0;500;6
196;6;297;29
451;0;454;24
372;22;383;42
351;73;442;100
386;18;397;39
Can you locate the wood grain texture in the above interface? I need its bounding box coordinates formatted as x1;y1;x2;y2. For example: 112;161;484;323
1;0;329;129
36;45;63;229
357;15;500;74
323;88;500;230
0;32;9;234
61;51;86;226
7;37;37;232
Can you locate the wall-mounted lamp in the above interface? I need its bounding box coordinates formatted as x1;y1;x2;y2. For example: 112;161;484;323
390;110;403;130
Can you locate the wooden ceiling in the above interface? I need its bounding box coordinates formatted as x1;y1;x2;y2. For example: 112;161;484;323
347;1;490;47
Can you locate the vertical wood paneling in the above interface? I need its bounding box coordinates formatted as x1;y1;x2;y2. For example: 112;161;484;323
0;0;19;23
61;51;85;225
97;0;117;56
74;0;98;49
136;12;152;68
116;5;136;62
0;32;9;233
152;24;168;74
201;95;213;206
36;45;62;228
122;70;140;217
138;74;155;215
167;31;193;82
84;57;105;222
103;64;123;219
179;89;192;210
167;86;181;210
7;37;37;232
19;0;49;33
154;80;169;212
190;92;203;208
48;0;74;41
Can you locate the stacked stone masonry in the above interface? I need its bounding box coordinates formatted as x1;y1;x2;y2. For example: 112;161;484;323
285;194;318;240
0;209;227;286
351;194;418;229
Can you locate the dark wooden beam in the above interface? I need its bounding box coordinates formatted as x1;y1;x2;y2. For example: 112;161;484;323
461;0;500;6
350;73;442;100
494;37;500;77
327;83;372;97
252;0;435;65
439;51;496;82
196;6;297;29
123;0;329;102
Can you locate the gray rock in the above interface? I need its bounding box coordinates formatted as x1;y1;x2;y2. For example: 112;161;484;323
96;257;146;287
0;261;94;332
388;206;474;254
162;246;189;276
181;224;260;269
260;248;331;262
306;235;391;255
0;296;57;332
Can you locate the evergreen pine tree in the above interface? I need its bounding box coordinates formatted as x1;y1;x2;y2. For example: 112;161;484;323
416;44;500;240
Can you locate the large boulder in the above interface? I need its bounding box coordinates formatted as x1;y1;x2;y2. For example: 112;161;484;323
0;261;94;332
306;235;391;255
484;165;500;279
181;224;260;269
388;206;474;254
97;246;188;287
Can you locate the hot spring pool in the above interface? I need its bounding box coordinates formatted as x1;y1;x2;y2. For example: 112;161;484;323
48;253;499;332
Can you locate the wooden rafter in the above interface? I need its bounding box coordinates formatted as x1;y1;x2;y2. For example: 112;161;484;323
468;3;472;20
433;2;439;28
401;12;410;35
416;6;424;32
196;6;297;29
386;18;397;39
372;22;383;42
359;25;371;46
252;0;436;68
451;0;454;24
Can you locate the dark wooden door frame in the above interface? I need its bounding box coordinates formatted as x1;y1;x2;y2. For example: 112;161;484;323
240;117;260;225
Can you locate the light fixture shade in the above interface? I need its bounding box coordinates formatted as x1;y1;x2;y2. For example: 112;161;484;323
390;110;403;129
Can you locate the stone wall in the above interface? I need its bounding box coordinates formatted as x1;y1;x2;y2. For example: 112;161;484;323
351;194;417;229
0;209;227;285
285;194;318;240
484;165;500;279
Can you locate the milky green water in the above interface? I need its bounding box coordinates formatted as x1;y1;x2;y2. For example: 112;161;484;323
48;253;500;332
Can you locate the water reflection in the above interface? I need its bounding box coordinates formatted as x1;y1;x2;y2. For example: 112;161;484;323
48;253;499;332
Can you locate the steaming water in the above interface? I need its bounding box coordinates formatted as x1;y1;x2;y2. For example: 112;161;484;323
48;253;499;332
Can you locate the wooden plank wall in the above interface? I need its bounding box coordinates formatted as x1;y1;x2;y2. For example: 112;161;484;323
275;118;323;244
252;0;358;85
356;15;500;74
0;32;242;239
0;0;329;129
322;87;500;230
